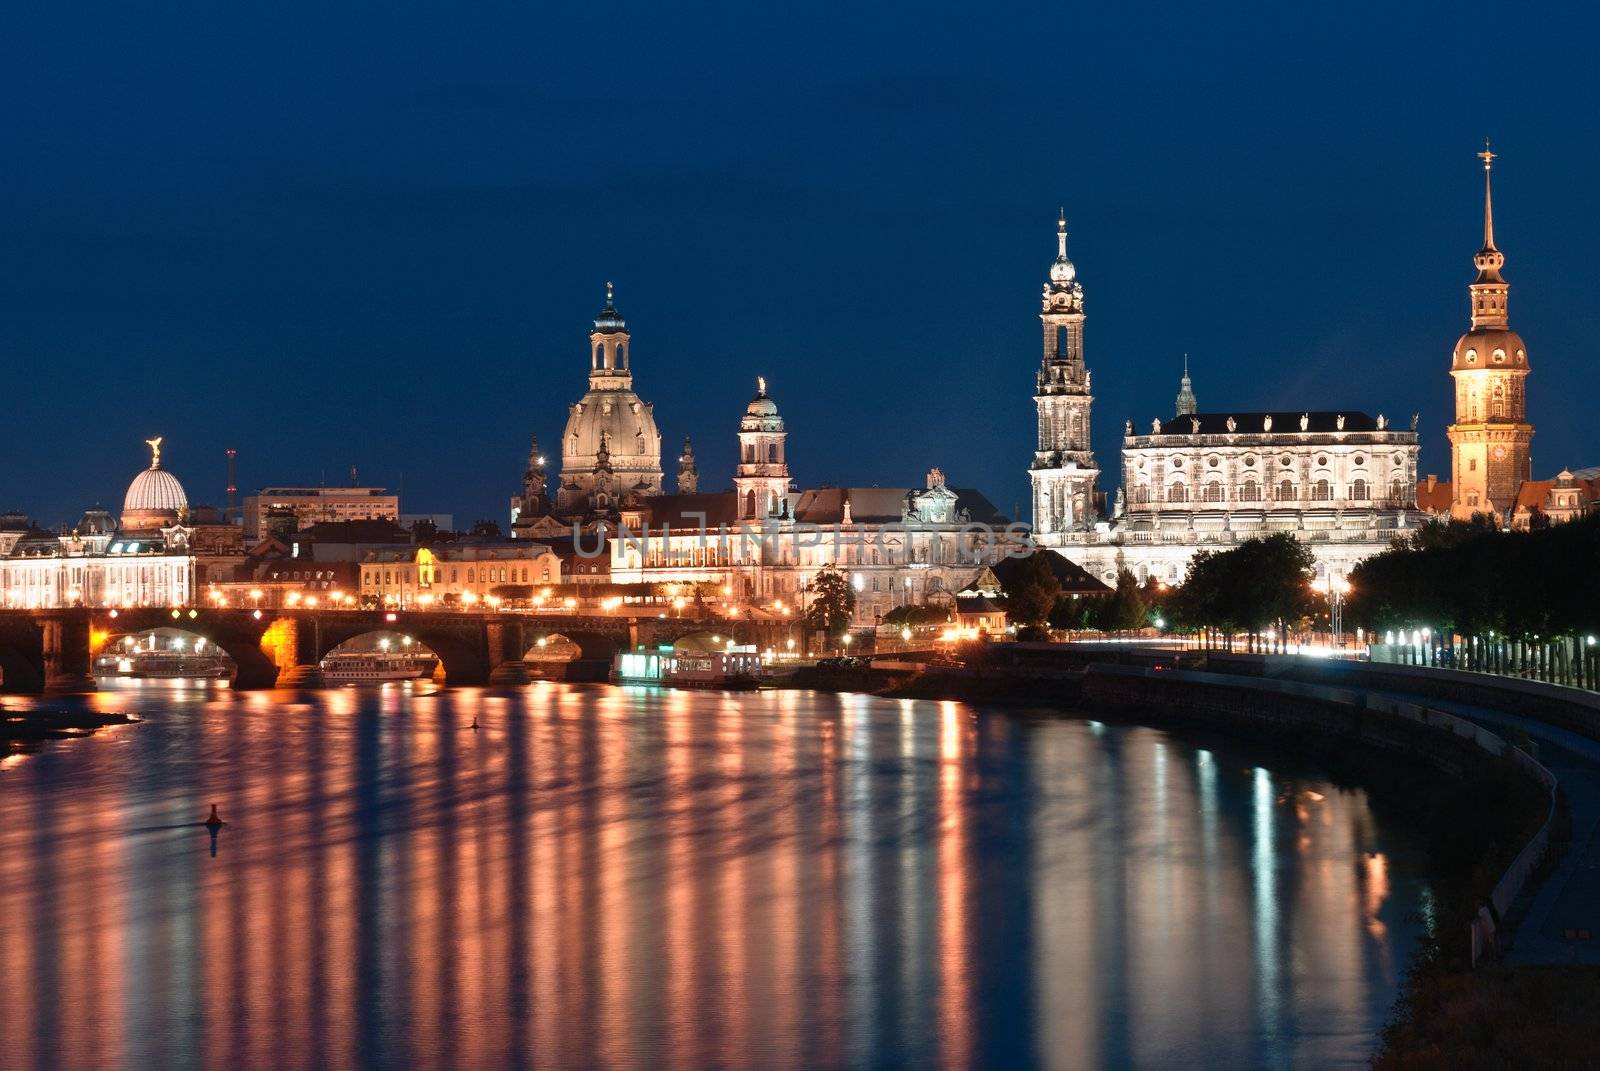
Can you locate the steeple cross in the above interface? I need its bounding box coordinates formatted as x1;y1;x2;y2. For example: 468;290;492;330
1478;139;1496;171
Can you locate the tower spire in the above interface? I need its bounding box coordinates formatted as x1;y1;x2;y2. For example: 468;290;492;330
1175;353;1197;417
1478;139;1497;252
1057;208;1067;259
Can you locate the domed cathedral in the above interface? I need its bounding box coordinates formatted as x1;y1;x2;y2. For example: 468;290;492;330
734;377;791;520
555;283;664;518
121;436;189;532
1447;144;1533;520
1030;211;1101;544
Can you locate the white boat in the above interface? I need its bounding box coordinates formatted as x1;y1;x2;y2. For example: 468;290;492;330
320;651;439;684
95;650;232;680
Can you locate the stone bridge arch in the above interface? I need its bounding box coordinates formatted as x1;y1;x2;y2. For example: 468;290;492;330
310;617;488;686
94;607;282;688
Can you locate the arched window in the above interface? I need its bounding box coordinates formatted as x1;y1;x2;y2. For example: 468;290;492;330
1136;484;1150;504
1351;478;1368;501
745;490;757;518
1390;481;1405;504
767;443;778;463
1240;480;1260;502
1057;325;1068;356
744;444;755;463
1204;481;1223;502
1167;482;1187;503
1277;479;1296;502
1314;479;1331;501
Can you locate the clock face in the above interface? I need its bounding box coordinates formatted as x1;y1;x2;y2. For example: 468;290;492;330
1492;446;1508;462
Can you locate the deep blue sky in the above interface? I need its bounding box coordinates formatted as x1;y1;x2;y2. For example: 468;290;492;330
5;4;1598;527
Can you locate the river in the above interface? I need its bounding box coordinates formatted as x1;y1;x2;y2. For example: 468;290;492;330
0;681;1432;1070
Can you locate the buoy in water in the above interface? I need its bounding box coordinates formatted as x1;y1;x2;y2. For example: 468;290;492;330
204;804;225;828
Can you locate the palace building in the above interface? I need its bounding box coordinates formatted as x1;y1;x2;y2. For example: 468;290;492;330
1030;216;1422;587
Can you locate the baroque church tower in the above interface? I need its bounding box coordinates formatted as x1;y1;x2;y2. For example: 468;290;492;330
556;283;664;517
1448;145;1532;520
1029;212;1099;541
734;377;790;520
677;435;698;494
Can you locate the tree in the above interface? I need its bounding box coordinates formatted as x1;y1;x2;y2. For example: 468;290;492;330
1172;533;1316;646
804;565;856;643
1095;567;1150;631
1000;551;1062;627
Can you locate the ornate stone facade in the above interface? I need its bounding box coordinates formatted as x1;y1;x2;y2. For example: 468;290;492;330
554;284;663;518
1029;213;1100;538
1447;145;1533;519
609;381;1020;624
1031;215;1421;586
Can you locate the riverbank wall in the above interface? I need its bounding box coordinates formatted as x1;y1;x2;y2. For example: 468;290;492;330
1209;653;1600;745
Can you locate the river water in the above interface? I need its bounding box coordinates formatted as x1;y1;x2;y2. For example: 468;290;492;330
0;681;1432;1070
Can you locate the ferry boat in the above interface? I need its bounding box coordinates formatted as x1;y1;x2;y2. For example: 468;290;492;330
611;645;763;689
320;651;439;684
95;650;233;680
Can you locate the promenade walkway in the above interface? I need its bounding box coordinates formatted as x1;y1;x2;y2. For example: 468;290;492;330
1372;689;1600;966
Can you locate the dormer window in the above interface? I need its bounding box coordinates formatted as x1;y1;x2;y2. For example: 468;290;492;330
1492;349;1506;364
1465;349;1478;364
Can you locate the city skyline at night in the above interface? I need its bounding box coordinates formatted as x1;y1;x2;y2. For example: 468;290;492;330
5;4;1598;527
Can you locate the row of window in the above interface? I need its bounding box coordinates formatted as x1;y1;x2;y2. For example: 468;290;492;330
1137;478;1405;504
365;565;553;587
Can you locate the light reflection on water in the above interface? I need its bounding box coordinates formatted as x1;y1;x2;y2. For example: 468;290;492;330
0;680;1427;1070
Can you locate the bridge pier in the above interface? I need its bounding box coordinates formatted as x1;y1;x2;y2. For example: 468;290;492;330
259;616;323;688
42;613;95;694
486;619;530;686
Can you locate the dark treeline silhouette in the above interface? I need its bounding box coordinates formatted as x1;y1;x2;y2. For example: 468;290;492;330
1349;514;1600;637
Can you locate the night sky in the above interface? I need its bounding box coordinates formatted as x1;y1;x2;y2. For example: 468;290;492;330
5;4;1598;527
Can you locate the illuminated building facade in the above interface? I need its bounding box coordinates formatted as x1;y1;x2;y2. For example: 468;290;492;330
1029;212;1102;539
556;285;664;519
1025;217;1421;586
609;380;1020;624
361;541;561;608
0;441;206;607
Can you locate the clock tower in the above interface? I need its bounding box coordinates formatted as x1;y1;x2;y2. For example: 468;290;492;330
1448;144;1532;521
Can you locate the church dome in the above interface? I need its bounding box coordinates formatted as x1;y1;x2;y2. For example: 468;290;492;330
563;390;661;463
1452;327;1528;372
121;439;188;530
740;377;785;431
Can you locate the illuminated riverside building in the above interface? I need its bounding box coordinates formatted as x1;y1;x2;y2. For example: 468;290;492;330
360;541;562;607
608;380;1021;624
1024;218;1422;585
0;440;214;608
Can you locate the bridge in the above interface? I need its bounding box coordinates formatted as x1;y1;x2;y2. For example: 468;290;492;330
0;608;800;693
